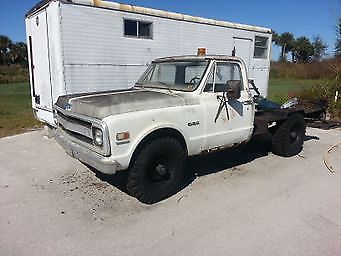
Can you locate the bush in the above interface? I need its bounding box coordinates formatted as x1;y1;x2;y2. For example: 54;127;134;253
0;64;29;84
298;82;341;120
270;58;341;80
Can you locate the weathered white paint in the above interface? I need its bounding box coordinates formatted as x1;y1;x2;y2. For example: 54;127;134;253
25;0;272;126
26;8;55;124
55;56;255;172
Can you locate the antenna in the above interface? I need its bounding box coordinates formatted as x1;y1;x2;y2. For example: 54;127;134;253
232;46;236;57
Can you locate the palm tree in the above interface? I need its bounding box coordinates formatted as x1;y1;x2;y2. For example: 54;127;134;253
272;31;282;56
272;32;295;61
312;36;327;61
279;32;295;61
294;37;314;63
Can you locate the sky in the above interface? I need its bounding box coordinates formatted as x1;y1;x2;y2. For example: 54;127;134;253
0;0;340;60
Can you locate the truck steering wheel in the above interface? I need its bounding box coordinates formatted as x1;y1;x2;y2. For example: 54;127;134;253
189;76;201;85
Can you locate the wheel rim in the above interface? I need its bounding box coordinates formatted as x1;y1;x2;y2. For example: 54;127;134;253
289;125;301;144
148;155;171;183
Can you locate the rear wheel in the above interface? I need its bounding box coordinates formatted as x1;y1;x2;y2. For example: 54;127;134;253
127;137;186;204
272;113;306;157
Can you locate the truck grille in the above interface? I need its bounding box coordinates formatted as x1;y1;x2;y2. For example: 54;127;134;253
56;110;92;139
55;108;110;156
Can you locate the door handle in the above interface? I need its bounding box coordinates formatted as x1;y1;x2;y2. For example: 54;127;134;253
35;95;41;105
243;100;253;105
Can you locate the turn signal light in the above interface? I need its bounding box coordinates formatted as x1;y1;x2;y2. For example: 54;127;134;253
116;131;130;141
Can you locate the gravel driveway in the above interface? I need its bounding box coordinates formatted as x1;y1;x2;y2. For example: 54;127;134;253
1;128;341;256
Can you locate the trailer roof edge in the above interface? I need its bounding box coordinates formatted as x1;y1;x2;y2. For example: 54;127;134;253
26;0;56;18
26;0;272;34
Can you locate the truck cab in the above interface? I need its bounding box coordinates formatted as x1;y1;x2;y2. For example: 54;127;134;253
54;54;305;203
135;55;255;151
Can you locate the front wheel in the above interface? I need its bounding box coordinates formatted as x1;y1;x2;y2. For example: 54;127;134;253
272;113;306;157
127;137;186;204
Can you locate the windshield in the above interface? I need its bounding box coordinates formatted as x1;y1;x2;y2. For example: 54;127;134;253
136;61;209;92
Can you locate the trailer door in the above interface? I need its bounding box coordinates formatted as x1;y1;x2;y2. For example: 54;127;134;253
233;37;252;68
27;10;52;113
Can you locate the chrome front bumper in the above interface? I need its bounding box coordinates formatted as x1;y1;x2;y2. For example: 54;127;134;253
55;129;120;175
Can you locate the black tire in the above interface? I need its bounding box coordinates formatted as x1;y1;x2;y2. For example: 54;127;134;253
127;137;186;204
272;113;306;157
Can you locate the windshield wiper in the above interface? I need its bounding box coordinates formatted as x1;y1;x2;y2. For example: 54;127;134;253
135;82;147;90
157;81;173;94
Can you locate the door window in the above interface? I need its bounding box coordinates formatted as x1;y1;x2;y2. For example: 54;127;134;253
204;62;243;93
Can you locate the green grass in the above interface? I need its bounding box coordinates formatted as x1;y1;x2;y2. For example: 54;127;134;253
268;78;324;104
0;82;40;138
0;78;336;138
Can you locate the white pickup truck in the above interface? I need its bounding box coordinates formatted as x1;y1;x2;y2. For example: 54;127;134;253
54;55;306;203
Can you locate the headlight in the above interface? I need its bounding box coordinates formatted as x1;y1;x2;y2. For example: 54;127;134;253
93;128;103;146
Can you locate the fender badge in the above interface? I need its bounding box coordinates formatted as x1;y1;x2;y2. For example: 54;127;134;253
188;121;200;127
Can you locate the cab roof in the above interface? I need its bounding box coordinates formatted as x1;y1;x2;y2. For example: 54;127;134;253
152;55;244;63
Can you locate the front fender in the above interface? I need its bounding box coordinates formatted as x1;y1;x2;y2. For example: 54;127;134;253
128;122;189;163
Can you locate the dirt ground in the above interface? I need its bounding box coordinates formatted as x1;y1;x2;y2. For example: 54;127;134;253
0;128;341;256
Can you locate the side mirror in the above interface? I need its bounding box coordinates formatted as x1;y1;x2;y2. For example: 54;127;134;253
225;80;241;100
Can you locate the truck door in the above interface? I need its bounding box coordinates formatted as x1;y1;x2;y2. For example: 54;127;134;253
27;10;53;117
201;61;254;150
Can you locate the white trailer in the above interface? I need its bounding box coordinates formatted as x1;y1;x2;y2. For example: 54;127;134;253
25;0;272;126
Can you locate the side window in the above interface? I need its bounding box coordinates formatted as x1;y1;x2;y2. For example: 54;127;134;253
203;62;243;93
214;63;243;93
124;19;153;39
254;36;268;58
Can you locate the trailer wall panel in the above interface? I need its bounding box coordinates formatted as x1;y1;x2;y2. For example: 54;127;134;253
26;0;272;126
60;3;270;96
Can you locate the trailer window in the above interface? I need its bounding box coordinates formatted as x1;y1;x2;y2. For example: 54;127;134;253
254;36;268;59
124;19;153;39
139;21;152;38
124;20;137;36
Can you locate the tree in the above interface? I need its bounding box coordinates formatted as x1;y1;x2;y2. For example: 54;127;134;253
312;36;327;61
335;18;341;57
280;32;295;61
294;37;314;63
0;35;28;66
0;35;12;65
272;31;280;44
9;42;28;64
272;31;280;51
272;32;295;61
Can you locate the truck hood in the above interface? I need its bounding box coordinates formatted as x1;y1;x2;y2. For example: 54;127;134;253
55;89;192;119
